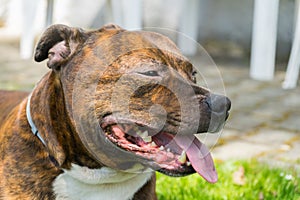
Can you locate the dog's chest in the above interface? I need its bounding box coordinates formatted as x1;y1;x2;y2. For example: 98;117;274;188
52;164;152;200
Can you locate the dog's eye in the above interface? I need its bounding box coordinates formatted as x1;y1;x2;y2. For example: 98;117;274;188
139;70;159;77
192;70;197;76
192;70;197;82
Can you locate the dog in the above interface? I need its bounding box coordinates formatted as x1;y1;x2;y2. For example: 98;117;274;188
0;24;231;199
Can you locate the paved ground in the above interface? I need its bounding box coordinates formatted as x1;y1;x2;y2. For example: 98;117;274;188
0;41;299;172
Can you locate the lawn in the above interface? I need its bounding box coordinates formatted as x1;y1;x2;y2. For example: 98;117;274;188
156;159;300;200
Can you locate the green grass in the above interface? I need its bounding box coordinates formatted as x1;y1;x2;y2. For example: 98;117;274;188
156;159;300;200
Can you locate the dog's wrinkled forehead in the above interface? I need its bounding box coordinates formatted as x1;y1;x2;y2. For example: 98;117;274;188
94;29;183;56
83;29;190;71
34;24;192;74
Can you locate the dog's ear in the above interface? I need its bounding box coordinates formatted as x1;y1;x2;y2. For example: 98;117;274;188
34;24;88;69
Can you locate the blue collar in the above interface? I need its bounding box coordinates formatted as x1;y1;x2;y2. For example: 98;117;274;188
26;93;46;146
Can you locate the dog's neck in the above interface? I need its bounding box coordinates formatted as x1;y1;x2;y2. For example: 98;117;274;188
27;72;154;199
26;91;46;146
27;71;102;169
53;163;152;200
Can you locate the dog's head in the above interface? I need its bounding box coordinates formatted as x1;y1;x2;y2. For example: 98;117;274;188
35;24;231;183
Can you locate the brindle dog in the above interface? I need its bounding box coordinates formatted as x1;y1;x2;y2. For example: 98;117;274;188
0;24;230;199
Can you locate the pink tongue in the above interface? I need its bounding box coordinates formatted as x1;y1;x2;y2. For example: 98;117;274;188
174;135;218;183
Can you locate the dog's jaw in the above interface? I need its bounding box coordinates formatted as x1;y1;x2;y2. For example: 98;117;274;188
100;121;218;182
52;164;152;200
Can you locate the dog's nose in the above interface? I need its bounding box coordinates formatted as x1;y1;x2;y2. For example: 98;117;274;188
204;94;231;133
206;94;231;117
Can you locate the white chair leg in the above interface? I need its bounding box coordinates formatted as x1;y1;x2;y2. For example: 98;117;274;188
282;0;300;89
109;0;123;25
121;0;142;30
46;0;54;27
177;0;200;56
109;0;142;30
250;0;279;81
20;0;39;59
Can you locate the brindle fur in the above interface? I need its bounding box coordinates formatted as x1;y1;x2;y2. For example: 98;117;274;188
0;24;221;199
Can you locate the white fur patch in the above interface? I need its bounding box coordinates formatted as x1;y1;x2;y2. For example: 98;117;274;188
53;164;153;200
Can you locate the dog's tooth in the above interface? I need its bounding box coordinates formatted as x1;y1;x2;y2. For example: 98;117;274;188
178;150;187;164
136;130;151;143
142;136;152;143
186;161;191;166
167;148;170;152
151;141;157;147
159;146;165;151
141;131;148;138
136;130;142;137
137;130;148;138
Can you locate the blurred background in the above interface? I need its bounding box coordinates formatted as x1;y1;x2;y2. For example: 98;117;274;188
0;0;299;194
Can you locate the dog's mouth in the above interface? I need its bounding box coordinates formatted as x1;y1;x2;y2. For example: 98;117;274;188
101;118;218;183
